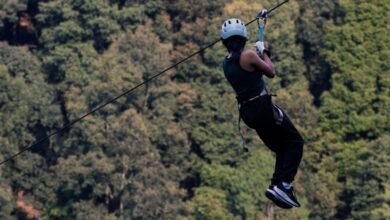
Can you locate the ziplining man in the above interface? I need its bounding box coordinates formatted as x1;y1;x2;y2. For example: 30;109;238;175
220;11;304;209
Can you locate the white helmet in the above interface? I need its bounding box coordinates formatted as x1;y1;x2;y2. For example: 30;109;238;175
220;18;248;40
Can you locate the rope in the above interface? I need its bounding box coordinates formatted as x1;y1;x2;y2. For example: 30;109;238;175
0;0;289;166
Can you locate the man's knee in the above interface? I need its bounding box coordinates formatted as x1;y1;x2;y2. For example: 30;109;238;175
287;140;303;153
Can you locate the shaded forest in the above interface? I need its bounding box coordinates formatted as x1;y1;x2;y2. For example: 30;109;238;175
0;0;389;219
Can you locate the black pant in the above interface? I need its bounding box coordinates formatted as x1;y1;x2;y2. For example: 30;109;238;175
239;95;304;184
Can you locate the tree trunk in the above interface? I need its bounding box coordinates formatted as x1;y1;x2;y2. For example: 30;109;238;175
264;202;274;220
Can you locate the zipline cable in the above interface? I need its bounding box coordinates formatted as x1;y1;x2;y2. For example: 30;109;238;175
0;0;289;166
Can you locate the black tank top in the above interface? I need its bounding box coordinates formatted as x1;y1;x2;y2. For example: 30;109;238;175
223;56;265;102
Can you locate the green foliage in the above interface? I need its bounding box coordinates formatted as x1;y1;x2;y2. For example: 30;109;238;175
320;1;389;141
318;1;390;219
0;0;27;37
297;0;339;101
333;136;390;219
191;187;239;220
0;0;388;219
195;149;273;218
0;42;62;153
0;179;15;220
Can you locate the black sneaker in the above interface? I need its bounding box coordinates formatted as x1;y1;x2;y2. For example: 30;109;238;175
273;183;301;207
265;185;293;209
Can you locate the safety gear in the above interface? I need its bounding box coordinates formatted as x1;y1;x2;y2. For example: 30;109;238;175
255;41;271;58
258;9;268;20
256;9;267;43
220;18;248;40
255;41;266;57
238;88;268;106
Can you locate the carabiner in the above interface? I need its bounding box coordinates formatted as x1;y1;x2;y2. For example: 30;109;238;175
256;9;267;42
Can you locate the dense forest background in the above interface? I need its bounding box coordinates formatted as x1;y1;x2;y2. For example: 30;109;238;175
0;0;389;219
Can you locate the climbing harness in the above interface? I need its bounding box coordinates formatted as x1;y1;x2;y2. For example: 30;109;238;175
236;1;290;148
0;0;290;166
237;8;269;150
256;9;285;126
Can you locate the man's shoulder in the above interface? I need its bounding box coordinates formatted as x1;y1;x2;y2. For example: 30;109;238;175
241;49;257;59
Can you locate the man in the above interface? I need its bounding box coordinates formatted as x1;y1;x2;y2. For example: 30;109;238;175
220;17;304;209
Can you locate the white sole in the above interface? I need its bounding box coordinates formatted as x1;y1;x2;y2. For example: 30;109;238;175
266;188;278;197
266;189;293;209
273;186;299;207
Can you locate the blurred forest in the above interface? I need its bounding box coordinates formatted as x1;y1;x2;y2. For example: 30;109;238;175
0;0;389;219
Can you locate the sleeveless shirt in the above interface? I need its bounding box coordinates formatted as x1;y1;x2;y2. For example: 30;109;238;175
223;57;265;102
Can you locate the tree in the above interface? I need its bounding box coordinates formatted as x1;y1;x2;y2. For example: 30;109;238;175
0;41;62;219
318;1;390;219
0;0;388;219
37;0;121;51
297;0;340;104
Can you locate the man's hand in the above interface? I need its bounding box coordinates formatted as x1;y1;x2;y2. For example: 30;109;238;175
255;41;266;57
255;41;271;58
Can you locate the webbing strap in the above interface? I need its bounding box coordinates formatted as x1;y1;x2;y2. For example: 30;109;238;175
237;103;247;152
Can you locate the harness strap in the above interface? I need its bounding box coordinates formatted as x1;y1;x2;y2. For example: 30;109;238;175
272;103;284;125
237;102;248;152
